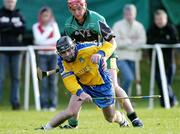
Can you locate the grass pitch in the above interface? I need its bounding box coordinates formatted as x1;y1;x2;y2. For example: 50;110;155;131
0;105;180;134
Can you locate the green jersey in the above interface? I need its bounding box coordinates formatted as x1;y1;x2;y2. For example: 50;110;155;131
64;10;107;43
65;9;117;69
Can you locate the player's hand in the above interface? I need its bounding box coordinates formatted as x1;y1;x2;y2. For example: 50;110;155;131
101;57;107;71
91;54;102;64
79;92;92;102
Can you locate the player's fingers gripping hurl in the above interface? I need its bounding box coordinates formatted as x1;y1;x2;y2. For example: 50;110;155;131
79;92;92;102
37;67;43;80
91;54;102;64
101;57;107;71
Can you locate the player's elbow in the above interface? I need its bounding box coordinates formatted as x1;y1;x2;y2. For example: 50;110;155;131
109;38;117;51
107;40;117;58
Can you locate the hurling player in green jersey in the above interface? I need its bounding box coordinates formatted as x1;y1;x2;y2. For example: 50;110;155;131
62;0;143;128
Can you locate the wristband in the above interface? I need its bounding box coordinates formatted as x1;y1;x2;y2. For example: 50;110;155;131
76;89;84;96
97;50;105;57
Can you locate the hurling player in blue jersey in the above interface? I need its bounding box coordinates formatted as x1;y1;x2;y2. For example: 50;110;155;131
36;36;130;130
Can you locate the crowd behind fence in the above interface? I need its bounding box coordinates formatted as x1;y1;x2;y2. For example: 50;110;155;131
0;43;180;111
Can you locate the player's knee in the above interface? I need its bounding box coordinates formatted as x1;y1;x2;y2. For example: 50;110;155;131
115;86;126;94
66;109;76;117
114;86;120;92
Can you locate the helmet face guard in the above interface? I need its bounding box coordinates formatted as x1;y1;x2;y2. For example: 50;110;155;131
56;36;74;53
56;36;76;62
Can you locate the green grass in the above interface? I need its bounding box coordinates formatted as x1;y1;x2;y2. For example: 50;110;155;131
0;56;180;134
0;104;180;134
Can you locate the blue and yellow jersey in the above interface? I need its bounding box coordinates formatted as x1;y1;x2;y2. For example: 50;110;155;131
58;41;113;95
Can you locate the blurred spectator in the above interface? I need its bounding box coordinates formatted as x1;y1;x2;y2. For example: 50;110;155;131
147;9;179;107
0;0;25;110
32;7;60;111
112;4;146;95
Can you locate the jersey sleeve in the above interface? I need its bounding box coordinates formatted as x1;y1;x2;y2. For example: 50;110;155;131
98;14;107;25
57;57;82;95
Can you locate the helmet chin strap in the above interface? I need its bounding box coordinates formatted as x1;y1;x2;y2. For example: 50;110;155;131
64;57;76;63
